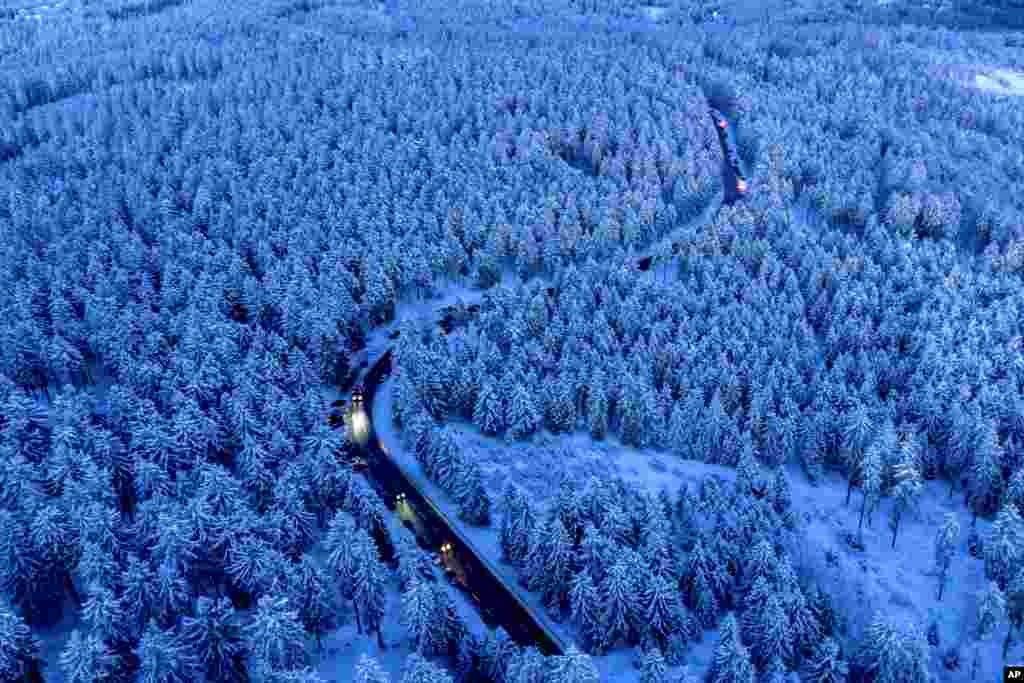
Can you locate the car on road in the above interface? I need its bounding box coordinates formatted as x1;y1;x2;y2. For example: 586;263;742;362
736;178;748;194
352;383;365;405
710;108;728;130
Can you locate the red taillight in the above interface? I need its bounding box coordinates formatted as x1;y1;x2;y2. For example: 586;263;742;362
717;120;726;129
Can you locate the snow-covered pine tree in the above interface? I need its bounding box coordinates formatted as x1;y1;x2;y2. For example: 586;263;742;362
247;596;308;673
734;441;762;498
888;449;922;548
579;522;615;586
547;645;600;683
430;428;461;497
499;484;528;563
399;652;454;683
639;647;668;683
709;614;755;683
858;449;882;543
934;512;960;601
985;503;1024;590
842;403;874;505
473;380;505;436
0;603;42;683
506;645;546;683
801;637;848;683
59;628;120;683
972;582;1006;680
969;421;1005;520
855;613;929;683
692;568;719;630
506;380;541;440
453;460;491;526
570;570;603;654
1006;568;1024;660
351;531;388;648
528;517;574;610
353;653;390;683
181;596;248;683
644;573;682;655
401;577;438;655
746;592;793;670
138;618;200;683
396;528;432;590
600;557;640;649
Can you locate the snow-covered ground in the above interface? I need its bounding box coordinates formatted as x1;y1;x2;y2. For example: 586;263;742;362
374;373;1014;681
975;68;1024;97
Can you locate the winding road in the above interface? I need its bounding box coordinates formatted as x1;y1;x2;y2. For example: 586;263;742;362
328;105;742;658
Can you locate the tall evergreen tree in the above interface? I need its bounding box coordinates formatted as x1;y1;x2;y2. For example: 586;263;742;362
709;614;755;683
889;451;922;548
934;513;960;601
986;503;1024;590
800;637;848;683
473;381;505;436
354;654;390;683
0;603;43;683
181;596;248;683
247;597;308;674
569;570;603;654
855;613;930;683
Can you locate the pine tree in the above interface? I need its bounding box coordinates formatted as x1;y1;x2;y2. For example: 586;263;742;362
454;461;491;526
970;423;1004;520
59;628;120;683
859;450;882;540
801;637;848;683
181;596;248;683
247;597;308;673
473;381;506;436
569;570;603;654
889;451;922;549
506;645;546;683
934;513;960;601
600;557;639;649
499;484;528;564
842;404;874;505
1005;568;1024;661
526;517;573;610
734;443;762;498
639;647;668;683
986;503;1024;590
396;529;432;590
138;619;200;683
747;592;792;670
588;382;609;441
506;381;541;440
352;531;388;648
972;582;1006;680
692;568;719;630
547;645;600;683
400;653;454;683
0;603;42;683
770;466;794;525
709;614;755;683
644;574;682;654
856;613;930;683
354;654;390;683
401;577;440;656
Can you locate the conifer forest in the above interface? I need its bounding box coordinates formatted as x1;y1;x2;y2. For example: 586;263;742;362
1;0;1023;681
